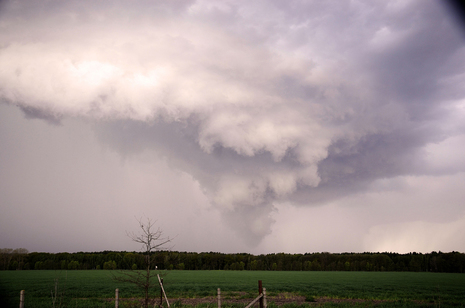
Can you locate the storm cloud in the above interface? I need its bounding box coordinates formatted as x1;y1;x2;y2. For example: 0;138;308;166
1;0;464;252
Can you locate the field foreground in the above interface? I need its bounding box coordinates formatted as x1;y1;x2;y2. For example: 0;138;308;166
162;293;408;306
1;270;464;307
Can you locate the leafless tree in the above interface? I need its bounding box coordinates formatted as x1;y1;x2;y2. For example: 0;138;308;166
114;217;173;308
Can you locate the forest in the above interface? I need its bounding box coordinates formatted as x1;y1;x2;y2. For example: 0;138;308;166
1;248;464;273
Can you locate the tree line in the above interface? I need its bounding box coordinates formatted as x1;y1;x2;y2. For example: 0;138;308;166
1;248;464;273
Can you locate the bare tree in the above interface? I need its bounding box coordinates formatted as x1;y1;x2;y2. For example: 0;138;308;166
114;217;173;308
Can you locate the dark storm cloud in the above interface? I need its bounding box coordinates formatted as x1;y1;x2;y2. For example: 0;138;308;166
443;0;465;35
20;105;62;125
1;0;464;247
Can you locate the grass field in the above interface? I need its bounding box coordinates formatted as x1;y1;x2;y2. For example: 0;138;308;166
1;270;464;307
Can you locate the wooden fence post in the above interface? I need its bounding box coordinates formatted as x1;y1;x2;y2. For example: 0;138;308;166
115;288;119;308
157;275;170;308
258;280;263;308
217;288;221;308
263;288;267;308
160;278;163;307
19;290;25;308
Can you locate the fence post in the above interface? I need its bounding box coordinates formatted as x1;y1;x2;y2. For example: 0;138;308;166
217;288;221;308
157;275;170;308
258;280;263;308
115;288;119;308
160;278;163;307
19;290;25;308
263;288;267;308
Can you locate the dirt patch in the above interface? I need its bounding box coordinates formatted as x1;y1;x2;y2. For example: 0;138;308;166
111;293;398;307
174;297;387;306
135;293;390;306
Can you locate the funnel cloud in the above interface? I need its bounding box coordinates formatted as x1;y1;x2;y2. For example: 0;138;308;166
1;0;465;253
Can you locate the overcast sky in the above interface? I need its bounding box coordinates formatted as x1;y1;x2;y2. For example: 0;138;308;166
1;0;465;255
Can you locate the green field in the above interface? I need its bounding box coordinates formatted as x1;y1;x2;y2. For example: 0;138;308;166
1;270;464;307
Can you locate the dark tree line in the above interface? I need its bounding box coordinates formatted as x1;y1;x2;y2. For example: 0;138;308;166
1;249;464;273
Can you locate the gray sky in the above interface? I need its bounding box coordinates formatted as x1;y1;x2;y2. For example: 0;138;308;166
1;0;465;254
